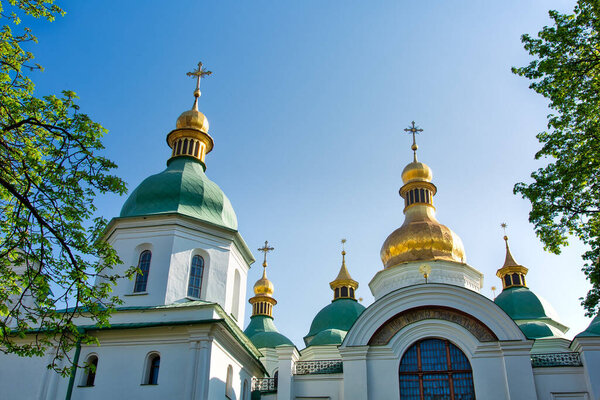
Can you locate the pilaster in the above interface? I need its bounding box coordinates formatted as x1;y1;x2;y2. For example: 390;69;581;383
339;346;369;400
275;345;299;400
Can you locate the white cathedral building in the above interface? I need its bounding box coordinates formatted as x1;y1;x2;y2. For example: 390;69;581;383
1;69;600;400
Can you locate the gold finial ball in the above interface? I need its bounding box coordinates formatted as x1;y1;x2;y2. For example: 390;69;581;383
504;235;508;241
253;275;274;296
401;160;433;184
342;250;346;256
411;143;418;151
176;109;209;133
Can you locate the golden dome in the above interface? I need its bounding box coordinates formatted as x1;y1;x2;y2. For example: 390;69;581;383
380;214;466;267
380;157;466;268
253;268;274;296
401;161;432;184
176;109;209;133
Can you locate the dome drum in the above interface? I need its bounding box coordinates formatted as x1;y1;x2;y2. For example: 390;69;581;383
166;127;214;163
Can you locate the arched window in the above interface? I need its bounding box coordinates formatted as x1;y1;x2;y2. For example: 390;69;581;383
273;370;279;387
341;287;349;297
232;270;241;320
194;141;200;157
134;250;152;293
504;275;511;287
399;338;475;400
176;140;182;155
225;365;233;398
511;273;521;286
145;353;160;385
187;255;204;298
82;355;98;387
242;379;248;400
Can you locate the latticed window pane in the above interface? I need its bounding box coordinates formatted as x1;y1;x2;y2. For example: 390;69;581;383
420;339;447;371
187;255;204;298
399;374;420;399
134;250;152;292
452;373;476;399
399;345;419;372
399;339;475;400
423;373;450;399
449;345;470;370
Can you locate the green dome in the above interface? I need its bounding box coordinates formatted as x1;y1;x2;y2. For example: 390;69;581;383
576;315;600;337
309;329;347;346
120;157;237;230
494;286;559;321
244;315;293;349
304;298;365;346
518;321;566;339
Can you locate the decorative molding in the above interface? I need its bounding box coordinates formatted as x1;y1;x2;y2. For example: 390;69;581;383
368;306;497;345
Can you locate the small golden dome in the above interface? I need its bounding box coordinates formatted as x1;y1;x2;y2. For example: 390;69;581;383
176;109;209;133
380;217;466;267
253;269;274;296
401;161;433;184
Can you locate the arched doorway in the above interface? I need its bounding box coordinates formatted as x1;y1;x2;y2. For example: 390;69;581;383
399;338;475;399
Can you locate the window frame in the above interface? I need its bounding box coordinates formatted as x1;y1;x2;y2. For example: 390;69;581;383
79;354;99;387
187;254;205;299
398;338;475;400
142;352;161;386
133;250;152;293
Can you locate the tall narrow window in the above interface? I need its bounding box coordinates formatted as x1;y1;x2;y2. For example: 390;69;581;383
187;255;204;298
182;139;189;155
194;141;200;157
83;355;98;387
134;250;152;293
226;365;233;398
146;354;160;385
243;380;248;400
399;338;475;400
176;140;182;155
511;273;521;286
232;270;241;320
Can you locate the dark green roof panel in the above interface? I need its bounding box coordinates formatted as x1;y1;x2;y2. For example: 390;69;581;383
494;286;552;320
305;298;365;343
244;315;293;348
309;328;347;346
577;315;600;337
120;157;237;230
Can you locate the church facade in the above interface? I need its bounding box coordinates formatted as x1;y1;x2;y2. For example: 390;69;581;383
1;68;599;400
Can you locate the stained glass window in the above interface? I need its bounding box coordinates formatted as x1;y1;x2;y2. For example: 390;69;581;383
133;250;151;293
399;339;475;400
187;255;204;298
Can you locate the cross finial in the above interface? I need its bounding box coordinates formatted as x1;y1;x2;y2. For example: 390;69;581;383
258;240;274;268
341;238;347;262
501;222;508;241
403;121;423;162
186;61;212;111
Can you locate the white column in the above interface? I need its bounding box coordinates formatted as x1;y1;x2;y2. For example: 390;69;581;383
499;341;537;400
196;338;213;400
471;343;510;400
185;340;201;400
275;345;299;400
572;337;600;400
339;346;369;400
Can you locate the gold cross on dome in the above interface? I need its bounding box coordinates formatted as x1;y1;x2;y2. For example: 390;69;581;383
186;61;212;109
404;121;423;161
258;240;274;267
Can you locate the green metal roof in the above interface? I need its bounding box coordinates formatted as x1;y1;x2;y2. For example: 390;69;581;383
576;314;600;337
494;286;556;320
517;321;565;340
243;315;293;348
309;328;347;346
120;157;237;230
304;298;365;346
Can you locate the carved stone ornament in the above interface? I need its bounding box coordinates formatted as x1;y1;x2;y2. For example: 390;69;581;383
368;306;498;345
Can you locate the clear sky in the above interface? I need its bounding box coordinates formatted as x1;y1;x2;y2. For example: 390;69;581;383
24;0;591;347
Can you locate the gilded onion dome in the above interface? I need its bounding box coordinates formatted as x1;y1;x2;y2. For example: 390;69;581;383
244;241;294;349
380;123;465;268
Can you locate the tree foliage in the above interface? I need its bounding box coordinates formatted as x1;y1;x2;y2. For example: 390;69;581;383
0;0;128;373
512;0;600;316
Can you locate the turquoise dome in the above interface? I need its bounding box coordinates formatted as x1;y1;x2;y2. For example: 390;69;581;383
518;321;566;339
309;329;347;346
495;286;567;339
494;286;559;320
244;315;293;349
120;157;237;230
304;298;365;346
576;315;600;337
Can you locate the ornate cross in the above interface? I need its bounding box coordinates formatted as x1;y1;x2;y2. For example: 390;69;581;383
404;121;423;161
258;240;274;268
186;61;212;109
501;222;508;241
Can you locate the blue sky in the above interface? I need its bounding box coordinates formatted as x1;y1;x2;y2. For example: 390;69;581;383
24;0;590;346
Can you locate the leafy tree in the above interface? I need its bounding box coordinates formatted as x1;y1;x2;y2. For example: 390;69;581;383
512;0;600;316
0;0;128;373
